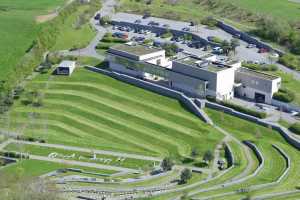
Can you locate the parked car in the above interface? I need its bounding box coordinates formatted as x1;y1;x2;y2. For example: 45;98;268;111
113;32;128;39
162;24;170;28
190;21;196;26
144;30;152;35
182;27;190;31
258;48;268;53
134;19;142;24
94;13;101;20
233;33;241;38
207;36;214;42
143;13;151;19
134;36;145;43
212;47;223;54
148;21;160;26
247;44;256;48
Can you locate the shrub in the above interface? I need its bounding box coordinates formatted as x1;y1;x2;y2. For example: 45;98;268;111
201;16;218;27
279;54;300;71
96;43;111;50
289;123;300;135
221;101;267;119
273;88;295;103
242;62;278;71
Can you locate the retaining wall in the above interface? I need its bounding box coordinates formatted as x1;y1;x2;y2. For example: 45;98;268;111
204;101;300;150
85;66;212;124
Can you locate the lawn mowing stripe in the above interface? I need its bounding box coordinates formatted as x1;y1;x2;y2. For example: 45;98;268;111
43;99;184;156
39;92;219;157
43;89;208;139
4;117;133;150
40;84;206;133
34;80;198;122
14;109;157;155
10;111;152;155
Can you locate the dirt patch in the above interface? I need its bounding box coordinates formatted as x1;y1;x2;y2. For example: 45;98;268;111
36;12;58;23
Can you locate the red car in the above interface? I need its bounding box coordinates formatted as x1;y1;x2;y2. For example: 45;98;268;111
258;48;268;53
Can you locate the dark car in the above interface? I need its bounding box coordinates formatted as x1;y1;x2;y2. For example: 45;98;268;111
148;21;160;26
143;13;151;19
94;13;101;20
182;27;190;32
134;19;142;24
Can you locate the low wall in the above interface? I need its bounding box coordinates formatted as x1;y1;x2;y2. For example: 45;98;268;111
271;99;300;113
204;101;300;150
85;66;212;124
224;143;234;168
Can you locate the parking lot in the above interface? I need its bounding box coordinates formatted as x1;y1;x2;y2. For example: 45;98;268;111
112;12;271;64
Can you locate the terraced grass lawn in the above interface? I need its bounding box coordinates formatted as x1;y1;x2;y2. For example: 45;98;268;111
0;0;66;79
2;68;223;161
4;143;157;169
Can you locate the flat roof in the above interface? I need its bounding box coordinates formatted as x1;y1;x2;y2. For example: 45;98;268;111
109;43;163;57
58;60;76;68
238;67;280;80
175;56;231;72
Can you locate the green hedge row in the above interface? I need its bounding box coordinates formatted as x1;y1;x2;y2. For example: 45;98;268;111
289;123;300;135
221;101;267;119
273;88;295;103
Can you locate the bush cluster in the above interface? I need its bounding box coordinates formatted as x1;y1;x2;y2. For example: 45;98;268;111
221;101;267;119
289;123;300;135
273;88;295;103
279;54;300;71
0;151;29;159
16;135;46;143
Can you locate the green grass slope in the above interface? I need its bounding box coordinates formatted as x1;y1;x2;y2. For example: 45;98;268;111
0;0;66;79
2;68;223;160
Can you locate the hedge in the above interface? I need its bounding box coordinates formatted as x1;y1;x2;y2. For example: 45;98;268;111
221;101;267;119
0;151;29;159
273;88;295;103
279;54;300;71
289;123;300;135
242;62;278;71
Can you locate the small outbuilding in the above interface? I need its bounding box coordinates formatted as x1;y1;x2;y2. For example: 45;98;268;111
56;60;76;76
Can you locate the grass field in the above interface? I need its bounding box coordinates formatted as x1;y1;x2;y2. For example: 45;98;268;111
1;68;223;160
0;0;66;79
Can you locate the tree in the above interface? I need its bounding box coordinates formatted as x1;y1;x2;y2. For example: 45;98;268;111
230;38;240;54
203;150;214;163
221;40;231;55
161;157;174;171
99;16;111;26
191;147;199;158
180;168;192;184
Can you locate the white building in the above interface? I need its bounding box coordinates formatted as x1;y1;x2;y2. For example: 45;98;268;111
107;43;281;104
235;68;281;103
56;60;76;76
